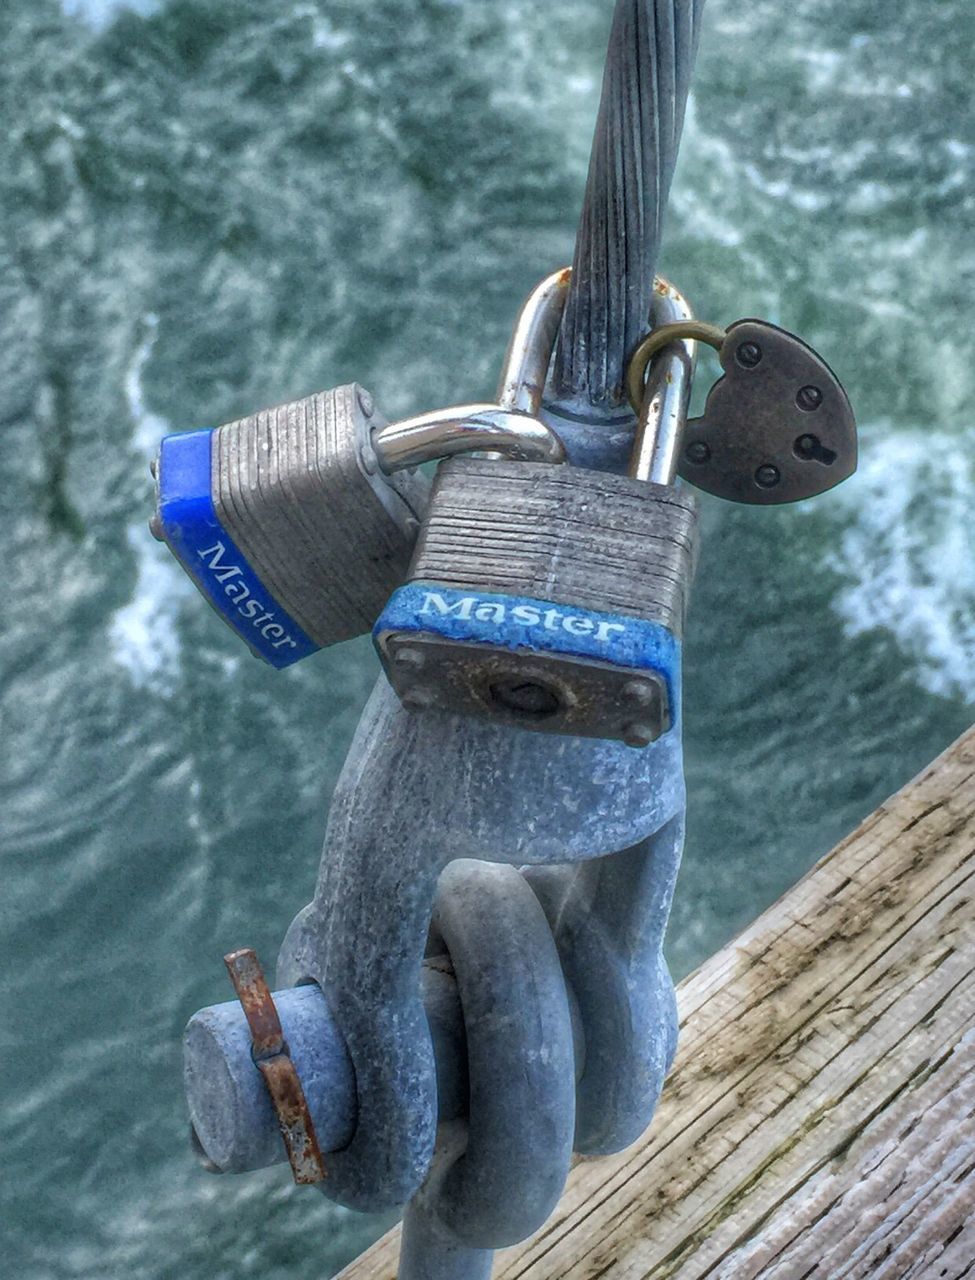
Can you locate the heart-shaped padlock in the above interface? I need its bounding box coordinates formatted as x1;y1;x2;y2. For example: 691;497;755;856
628;318;857;505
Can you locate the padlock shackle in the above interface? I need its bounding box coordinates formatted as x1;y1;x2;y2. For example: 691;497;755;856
373;404;566;472
629;280;697;486
497;268;572;416
372;267;695;478
371;268;573;473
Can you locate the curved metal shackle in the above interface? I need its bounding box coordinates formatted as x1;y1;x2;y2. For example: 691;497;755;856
628;279;698;487
370;269;572;473
496;267;572;415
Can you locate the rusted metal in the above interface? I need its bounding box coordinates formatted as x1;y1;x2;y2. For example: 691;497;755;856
223;948;327;1185
224;949;286;1058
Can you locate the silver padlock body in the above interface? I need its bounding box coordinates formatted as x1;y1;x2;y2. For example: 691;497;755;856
374;458;698;745
156;384;428;665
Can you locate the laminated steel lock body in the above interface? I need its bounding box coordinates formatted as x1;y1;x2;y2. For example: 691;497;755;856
152;384;428;667
374;280;700;747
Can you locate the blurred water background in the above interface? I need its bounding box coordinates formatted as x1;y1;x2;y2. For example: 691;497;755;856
1;0;972;1275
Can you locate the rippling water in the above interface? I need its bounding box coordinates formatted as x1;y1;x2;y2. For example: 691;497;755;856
2;0;972;1275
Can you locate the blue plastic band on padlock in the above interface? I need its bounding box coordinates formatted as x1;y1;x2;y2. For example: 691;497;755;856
375;583;681;714
157;430;320;668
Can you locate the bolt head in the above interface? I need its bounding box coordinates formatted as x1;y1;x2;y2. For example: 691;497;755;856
148;512;164;542
685;440;711;466
356;387;375;418
622;678;659;708
796;384;823;412
622;722;656;749
754;464;781;489
394;647;425;671
401;689;435;713
736;341;763;369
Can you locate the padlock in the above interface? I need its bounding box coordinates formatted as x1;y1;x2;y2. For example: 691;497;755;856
627;317;857;505
151;384;430;666
373;279;699;747
152;360;565;667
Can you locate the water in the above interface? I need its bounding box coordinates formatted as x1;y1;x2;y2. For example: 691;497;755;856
1;0;971;1275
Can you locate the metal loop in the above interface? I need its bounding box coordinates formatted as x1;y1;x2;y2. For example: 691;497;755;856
628;280;699;486
371;268;571;474
372;404;565;473
627;319;727;414
496;268;571;416
372;270;705;475
402;861;575;1263
524;814;685;1154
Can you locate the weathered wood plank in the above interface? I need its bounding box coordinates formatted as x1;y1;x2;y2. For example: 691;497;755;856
341;726;975;1279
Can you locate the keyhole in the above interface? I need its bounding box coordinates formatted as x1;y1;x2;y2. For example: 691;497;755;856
794;433;836;465
490;679;562;720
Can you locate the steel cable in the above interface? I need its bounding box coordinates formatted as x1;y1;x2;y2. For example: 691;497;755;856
554;0;707;407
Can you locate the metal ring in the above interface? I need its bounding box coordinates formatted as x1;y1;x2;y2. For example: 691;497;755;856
408;861;575;1250
626;320;727;414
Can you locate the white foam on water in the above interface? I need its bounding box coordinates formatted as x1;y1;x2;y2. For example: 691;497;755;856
127;315;169;453
62;0;160;28
826;424;974;702
109;316;191;692
109;524;187;688
290;4;352;52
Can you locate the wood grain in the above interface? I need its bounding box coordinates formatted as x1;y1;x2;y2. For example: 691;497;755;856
341;725;975;1279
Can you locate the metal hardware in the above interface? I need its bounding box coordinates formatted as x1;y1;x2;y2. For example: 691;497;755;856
151;384;429;666
375;275;699;748
628;281;699;485
152;282;567;670
627;319;726;406
223;948;326;1185
372;406;564;472
373;268;570;472
168;6;729;1280
628;316;858;504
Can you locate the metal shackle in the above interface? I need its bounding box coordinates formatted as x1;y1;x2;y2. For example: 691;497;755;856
628;280;699;487
371;268;571;473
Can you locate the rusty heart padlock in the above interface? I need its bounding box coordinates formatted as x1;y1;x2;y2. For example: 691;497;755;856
627;317;857;505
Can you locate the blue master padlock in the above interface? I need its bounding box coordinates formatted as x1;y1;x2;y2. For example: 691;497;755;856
375;298;699;748
151;384;428;666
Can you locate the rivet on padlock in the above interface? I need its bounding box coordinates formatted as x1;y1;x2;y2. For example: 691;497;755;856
373;276;700;747
151;291;566;667
627;317;857;505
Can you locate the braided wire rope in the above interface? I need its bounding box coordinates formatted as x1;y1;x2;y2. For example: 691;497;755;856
554;0;707;407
